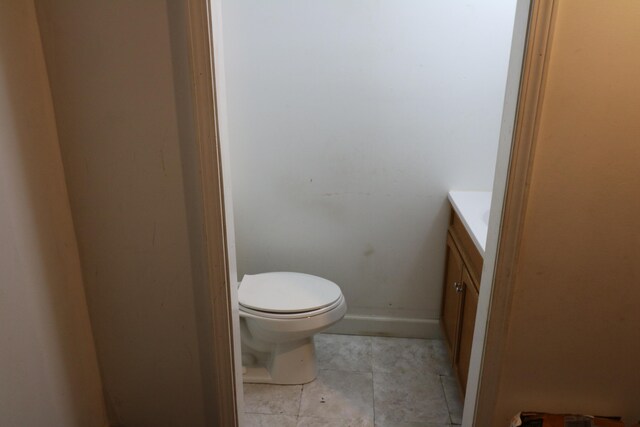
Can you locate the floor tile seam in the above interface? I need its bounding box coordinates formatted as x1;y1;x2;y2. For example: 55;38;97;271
298;413;372;422
439;374;454;425
372;371;452;426
295;382;304;417
371;359;377;426
371;367;447;379
374;407;451;426
296;415;366;427
244;410;298;416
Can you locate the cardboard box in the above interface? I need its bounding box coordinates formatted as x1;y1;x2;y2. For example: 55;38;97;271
511;412;624;427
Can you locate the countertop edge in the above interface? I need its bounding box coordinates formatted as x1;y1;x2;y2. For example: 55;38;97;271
447;191;491;257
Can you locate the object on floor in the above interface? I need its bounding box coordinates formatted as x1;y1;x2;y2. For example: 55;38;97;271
510;412;624;427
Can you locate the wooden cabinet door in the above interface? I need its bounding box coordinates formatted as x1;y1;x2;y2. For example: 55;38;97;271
442;234;464;360
457;266;478;392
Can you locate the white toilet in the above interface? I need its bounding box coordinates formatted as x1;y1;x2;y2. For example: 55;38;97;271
238;271;347;385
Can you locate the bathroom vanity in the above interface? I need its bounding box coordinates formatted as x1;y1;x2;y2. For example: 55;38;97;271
441;191;491;394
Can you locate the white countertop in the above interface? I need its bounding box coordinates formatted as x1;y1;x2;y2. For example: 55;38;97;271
447;191;492;256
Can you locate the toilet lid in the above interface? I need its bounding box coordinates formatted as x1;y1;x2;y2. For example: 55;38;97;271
238;272;342;313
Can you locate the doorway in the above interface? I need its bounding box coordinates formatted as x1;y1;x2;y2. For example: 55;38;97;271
198;0;535;425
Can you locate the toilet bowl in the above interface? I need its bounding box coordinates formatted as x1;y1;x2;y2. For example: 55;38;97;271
238;272;347;385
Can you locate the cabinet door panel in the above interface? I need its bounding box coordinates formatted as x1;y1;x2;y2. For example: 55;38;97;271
442;234;464;360
457;267;478;392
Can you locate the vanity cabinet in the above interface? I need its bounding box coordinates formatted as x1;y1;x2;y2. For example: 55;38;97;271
441;209;483;394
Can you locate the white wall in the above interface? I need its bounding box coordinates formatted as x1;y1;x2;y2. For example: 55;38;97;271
221;1;516;329
0;1;107;425
35;1;214;425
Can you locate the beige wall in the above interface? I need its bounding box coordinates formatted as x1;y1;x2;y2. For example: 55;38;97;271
0;1;107;426
492;0;640;424
35;1;215;426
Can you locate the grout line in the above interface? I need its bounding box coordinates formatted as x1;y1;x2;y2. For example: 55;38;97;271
372;370;377;426
369;338;376;426
246;335;449;426
296;383;303;419
368;337;373;374
439;374;454;425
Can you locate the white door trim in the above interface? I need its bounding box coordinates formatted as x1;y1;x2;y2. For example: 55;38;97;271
185;0;242;425
463;1;558;425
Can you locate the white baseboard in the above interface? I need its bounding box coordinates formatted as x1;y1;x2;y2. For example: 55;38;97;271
325;314;442;339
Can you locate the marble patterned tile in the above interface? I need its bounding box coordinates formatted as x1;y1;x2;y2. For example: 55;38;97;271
297;415;374;427
316;334;372;373
243;383;302;415
373;370;450;426
371;337;452;376
299;369;374;422
441;375;464;424
244;413;298;427
375;422;451;427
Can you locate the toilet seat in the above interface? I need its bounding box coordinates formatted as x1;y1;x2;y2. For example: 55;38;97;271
239;294;345;320
238;272;342;314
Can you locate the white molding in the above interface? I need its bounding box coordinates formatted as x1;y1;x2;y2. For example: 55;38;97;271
466;1;558;425
326;314;442;339
185;0;239;426
206;0;246;423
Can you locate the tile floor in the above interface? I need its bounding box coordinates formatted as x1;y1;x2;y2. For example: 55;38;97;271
243;334;464;427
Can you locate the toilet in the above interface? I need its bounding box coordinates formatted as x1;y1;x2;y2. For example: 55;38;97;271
238;272;347;385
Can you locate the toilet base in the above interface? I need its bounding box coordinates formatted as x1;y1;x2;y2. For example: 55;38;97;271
243;337;317;385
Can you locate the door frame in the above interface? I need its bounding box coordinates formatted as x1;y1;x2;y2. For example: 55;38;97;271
184;0;558;425
463;0;557;425
184;0;243;425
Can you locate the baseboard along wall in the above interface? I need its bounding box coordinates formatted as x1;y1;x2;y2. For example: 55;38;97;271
325;314;442;339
